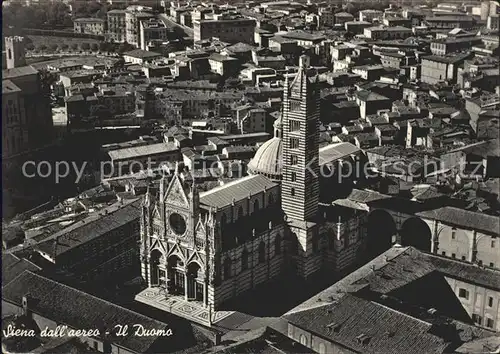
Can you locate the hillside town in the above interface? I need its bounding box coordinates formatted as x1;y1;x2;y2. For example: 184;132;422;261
1;0;499;353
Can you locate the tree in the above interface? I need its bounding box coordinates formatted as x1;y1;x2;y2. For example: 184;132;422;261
25;42;35;51
70;43;79;51
49;43;59;52
61;43;69;51
90;43;99;52
38;44;48;51
80;42;91;51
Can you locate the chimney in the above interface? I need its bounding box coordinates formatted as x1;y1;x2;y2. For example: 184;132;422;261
299;55;310;69
22;294;31;317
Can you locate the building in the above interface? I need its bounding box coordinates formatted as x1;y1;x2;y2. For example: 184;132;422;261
193;15;256;44
73;18;106;36
140;18;169;50
425;15;475;29
123;49;164;64
107;9;126;42
5;36;26;69
2;64;53;158
421;53;472;85
344;21;372;34
487;14;499;30
238;108;267;134
107;142;180;175
2;271;212;353
417;207;500;270
2;80;28;158
137;56;368;322
334;12;354;26
126;6;155;47
430;37;482;55
208;53;239;76
284;246;500;352
359;9;384;23
364;26;413;40
31;199;142;281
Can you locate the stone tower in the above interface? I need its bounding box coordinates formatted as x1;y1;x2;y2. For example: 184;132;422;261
282;55;321;279
5;36;26;69
282;55;320;222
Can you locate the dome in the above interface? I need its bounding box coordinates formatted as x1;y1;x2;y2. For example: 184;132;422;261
247;137;283;181
273;112;283;130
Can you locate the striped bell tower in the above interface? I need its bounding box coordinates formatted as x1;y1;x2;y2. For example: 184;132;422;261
282;55;321;279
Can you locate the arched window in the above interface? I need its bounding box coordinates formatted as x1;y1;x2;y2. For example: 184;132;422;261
241;249;248;271
223;258;232;279
312;234;319;253
253;199;260;213
318;343;326;354
291;234;299;255
300;334;308;346
258;241;266;263
274;234;281;255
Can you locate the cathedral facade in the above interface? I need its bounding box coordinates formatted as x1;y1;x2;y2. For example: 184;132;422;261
139;56;367;311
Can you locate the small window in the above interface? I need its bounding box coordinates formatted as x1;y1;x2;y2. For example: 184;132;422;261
488;296;493;307
452;253;456;258
290;155;299;165
274;234;281;255
290;137;299;149
461;256;466;261
290;120;301;132
472;314;482;325
458;288;469;300
241;249;248;271
253;200;260;213
258;241;266;263
492;240;496;248
291;172;297;182
441;251;446;256
451;228;456;240
290;187;295;196
223;258;232;279
486;318;494;328
490;262;495;268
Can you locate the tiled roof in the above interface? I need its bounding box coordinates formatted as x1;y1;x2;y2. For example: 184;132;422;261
2;253;41;287
416;206;500;236
2;65;38;79
200;175;277;209
355;90;390;101
34;199;141;259
2;79;21;94
287;246;500;316
215;327;310;353
319;142;361;166
2;271;199;353
285;294;449;354
108;142;178;161
123;49;163;59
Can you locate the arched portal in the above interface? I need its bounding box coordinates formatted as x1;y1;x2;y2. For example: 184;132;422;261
400;217;432;252
187;262;203;301
150;249;163;287
167;255;184;295
367;209;397;258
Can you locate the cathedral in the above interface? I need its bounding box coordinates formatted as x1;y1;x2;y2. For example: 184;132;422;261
139;56;366;311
